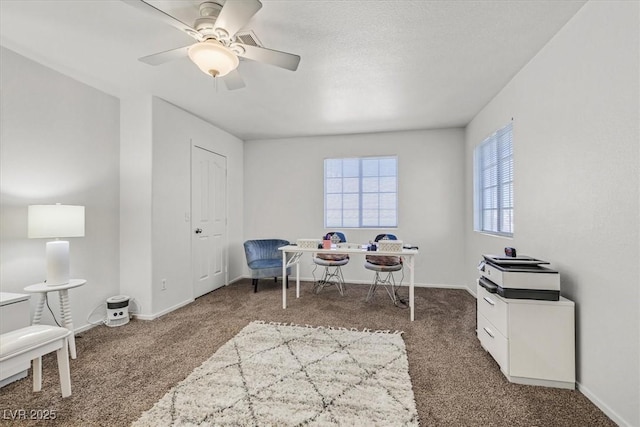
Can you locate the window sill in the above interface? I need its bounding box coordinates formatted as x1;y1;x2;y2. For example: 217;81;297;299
475;231;513;239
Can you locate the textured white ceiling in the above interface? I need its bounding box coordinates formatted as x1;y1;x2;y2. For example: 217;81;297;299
0;0;586;140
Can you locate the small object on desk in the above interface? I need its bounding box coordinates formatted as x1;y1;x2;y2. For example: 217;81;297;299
377;239;403;252
296;239;319;249
505;247;517;257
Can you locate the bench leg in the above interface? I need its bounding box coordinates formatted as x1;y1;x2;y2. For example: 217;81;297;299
56;339;72;398
253;278;258;293
32;356;42;392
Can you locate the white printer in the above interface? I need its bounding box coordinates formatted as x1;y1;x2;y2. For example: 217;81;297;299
478;254;560;301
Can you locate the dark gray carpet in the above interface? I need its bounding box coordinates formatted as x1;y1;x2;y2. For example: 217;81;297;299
0;280;614;426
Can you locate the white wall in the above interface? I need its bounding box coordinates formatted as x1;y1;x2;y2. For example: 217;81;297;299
151;98;244;315
244;129;466;286
119;97;244;318
120;95;153;317
0;47;120;331
463;2;639;425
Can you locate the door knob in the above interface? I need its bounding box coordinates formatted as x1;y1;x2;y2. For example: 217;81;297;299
195;228;203;234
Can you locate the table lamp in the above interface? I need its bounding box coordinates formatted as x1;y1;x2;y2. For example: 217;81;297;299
28;204;85;286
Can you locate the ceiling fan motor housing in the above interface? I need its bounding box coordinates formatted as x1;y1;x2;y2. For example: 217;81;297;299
194;17;217;38
199;1;223;18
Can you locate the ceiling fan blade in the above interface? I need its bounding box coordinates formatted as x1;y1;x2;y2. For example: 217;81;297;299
121;0;203;41
234;44;300;71
214;0;262;38
139;45;191;65
223;69;246;90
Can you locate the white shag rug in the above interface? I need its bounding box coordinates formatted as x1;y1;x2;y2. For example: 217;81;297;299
133;321;419;426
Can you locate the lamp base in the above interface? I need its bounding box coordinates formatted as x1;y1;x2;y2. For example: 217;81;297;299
46;240;70;286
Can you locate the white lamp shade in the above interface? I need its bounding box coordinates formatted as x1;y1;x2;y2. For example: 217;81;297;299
188;40;239;77
28;205;85;238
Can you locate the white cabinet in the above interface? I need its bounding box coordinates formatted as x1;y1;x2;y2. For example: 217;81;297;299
477;282;575;389
0;292;31;387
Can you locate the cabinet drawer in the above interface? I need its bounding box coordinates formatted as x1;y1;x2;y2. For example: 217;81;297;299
0;300;31;334
478;313;509;373
477;283;508;335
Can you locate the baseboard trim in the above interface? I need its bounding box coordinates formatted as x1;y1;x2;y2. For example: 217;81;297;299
75;322;100;334
227;275;245;285
132;298;194;321
268;275;473;291
132;277;244;321
577;381;631;427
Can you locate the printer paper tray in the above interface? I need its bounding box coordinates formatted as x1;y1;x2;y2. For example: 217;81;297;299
479;277;560;301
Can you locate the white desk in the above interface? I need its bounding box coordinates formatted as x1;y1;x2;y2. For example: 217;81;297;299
0;292;31;387
279;245;419;321
23;279;86;359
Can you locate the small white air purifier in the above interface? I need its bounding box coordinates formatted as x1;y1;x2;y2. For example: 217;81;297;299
106;295;130;327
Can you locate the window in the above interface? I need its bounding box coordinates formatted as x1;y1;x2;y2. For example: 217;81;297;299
474;122;513;236
324;156;398;228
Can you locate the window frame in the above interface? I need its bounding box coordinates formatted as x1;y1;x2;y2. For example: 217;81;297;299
324;155;398;229
473;122;514;237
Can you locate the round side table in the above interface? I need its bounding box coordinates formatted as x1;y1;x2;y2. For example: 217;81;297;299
24;279;86;359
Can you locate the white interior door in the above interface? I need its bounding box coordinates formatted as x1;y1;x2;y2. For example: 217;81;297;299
192;146;227;298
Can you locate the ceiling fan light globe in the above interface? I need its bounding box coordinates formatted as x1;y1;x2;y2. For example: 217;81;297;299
188;40;239;77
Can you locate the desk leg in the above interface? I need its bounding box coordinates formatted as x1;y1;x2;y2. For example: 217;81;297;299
296;263;300;298
282;251;287;309
58;289;77;359
409;256;415;321
32;293;46;324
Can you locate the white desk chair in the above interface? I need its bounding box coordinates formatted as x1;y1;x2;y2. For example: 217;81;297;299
365;234;407;307
313;232;349;296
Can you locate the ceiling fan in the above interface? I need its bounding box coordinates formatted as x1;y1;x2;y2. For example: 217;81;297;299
122;0;301;90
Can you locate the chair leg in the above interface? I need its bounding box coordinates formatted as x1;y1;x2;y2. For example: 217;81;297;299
275;276;289;288
313;266;346;296
383;272;399;304
366;271;395;303
32;356;42;392
366;272;380;302
56;339;72;398
253;278;258;293
366;271;406;307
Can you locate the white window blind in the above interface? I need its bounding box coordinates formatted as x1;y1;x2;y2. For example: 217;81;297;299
474;122;513;236
324;156;398;228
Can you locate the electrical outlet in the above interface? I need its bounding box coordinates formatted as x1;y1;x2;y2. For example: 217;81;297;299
161;279;167;290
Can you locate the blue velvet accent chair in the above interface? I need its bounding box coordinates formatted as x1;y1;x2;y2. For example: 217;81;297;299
365;233;406;307
244;239;290;293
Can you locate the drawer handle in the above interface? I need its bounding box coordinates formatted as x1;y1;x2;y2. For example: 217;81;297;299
483;327;495;338
483;296;495;306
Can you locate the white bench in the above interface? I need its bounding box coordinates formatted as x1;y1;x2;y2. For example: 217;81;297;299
0;325;72;397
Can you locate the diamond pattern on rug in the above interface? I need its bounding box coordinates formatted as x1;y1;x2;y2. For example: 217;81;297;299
132;321;419;426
